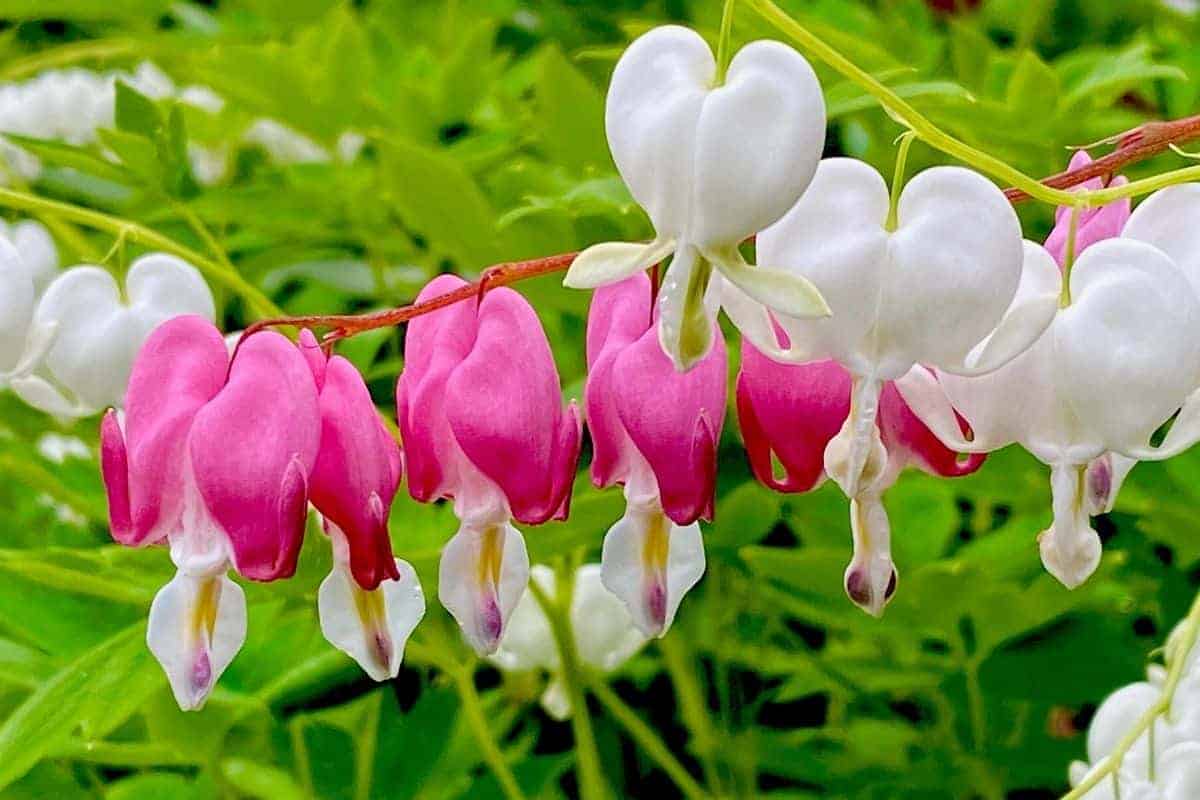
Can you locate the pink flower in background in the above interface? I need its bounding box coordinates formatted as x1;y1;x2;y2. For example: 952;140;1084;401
396;276;581;655
1043;150;1131;267
301;331;425;682
586;273;726;637
100;315;320;709
737;333;983;616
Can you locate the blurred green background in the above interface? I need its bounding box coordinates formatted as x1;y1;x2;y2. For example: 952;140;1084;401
2;1;1200;798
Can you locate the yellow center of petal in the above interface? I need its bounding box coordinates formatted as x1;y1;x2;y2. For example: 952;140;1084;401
190;576;222;646
642;511;670;576
477;524;505;591
352;581;393;671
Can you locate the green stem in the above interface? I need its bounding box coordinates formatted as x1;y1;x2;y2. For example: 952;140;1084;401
453;667;527;800
886;132;918;231
589;679;711;800
744;0;1200;209
1060;205;1081;307
0;188;281;318
965;658;987;754
715;0;737;85
529;578;610;800
1062;589;1200;800
659;635;725;793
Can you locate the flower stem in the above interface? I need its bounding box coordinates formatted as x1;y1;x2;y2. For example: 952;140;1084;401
0;188;281;318
1061;588;1200;800
452;667;527;800
886;132;918;232
528;577;611;800
660;635;725;793
588;679;711;800
1060;206;1081;307
715;0;737;85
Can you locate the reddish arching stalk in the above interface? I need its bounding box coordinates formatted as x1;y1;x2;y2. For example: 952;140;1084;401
237;114;1200;349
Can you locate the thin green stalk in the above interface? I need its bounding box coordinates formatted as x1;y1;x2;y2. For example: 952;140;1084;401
965;658;987;754
886;131;918;231
715;0;737;84
1060;206;1081;307
589;679;711;800
1062;589;1200;800
528;578;611;800
659;635;724;793
0;39;142;81
452;667;527;800
744;0;1200;209
0;188;280;318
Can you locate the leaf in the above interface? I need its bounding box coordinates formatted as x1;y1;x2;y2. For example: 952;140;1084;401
0;621;159;791
706;481;783;550
114;81;163;139
535;45;611;172
1006;50;1061;115
221;759;306;800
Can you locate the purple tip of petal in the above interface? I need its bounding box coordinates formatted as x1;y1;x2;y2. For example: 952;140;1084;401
191;649;213;698
372;630;394;674
844;569;870;608
1087;456;1113;510
645;577;667;635
884;568;898;601
478;592;504;652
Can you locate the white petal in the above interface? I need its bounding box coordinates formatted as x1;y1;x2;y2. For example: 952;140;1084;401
8;219;58;290
0;237;35;374
1161;742;1200;800
843;494;897;617
760;157;891;370
1057;239;1200;455
439;521;530;656
9;373;92;418
949;241;1061;376
656;246;722;371
692;39;825;248
719;279;791;361
563;239;676;290
823;376;887;497
492;565;558;673
318;559;425;682
1038;464;1101;589
570;564;647;671
881;166;1025;377
600;502;705;638
147;570;246;711
540;677;571;721
605;26;712;238
711;248;829;320
893;365;987;452
1122;182;1200;298
1087;681;1164;765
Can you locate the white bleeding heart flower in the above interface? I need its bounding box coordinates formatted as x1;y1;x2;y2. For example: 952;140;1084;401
0;237;57;388
758;157;1059;502
898;229;1200;588
563;24;830;370
0;219;59;291
11;252;215;418
491;564;647;720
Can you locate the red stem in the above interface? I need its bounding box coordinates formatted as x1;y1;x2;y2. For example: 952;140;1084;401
237;114;1200;348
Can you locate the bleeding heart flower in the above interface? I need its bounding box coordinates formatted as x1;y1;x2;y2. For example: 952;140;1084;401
300;331;425;682
737;334;983;615
563;24;830;370
757;157;1059;503
0;237;55;388
492;564;646;720
0;218;58;290
396;276;581;655
100;315;320;709
898;226;1200;587
585;273;723;636
1043;151;1131;267
13;253;214;417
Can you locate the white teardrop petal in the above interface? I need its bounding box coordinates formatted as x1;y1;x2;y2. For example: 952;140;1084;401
1038;464;1102;589
570;564;647;671
439;521;530;656
318;559;425;682
563;238;675;290
492;565;558;673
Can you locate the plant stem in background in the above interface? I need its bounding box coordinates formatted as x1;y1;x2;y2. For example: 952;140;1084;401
660;635;726;793
453;668;528;800
715;0;737;84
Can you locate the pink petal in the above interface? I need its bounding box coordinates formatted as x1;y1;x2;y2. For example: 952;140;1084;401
1044;153;1130;266
190;331;321;582
444;288;582;524
104;315;229;546
611;317;726;524
736;341;850;493
309;355;402;590
877;380;984;478
396;275;480;504
585;274;654;490
298;329;327;390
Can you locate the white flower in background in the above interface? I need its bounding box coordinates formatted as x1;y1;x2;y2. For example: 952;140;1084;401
898;185;1200;589
564;24;830;370
0;218;59;291
492;564;647;720
0;234;58;388
1068;620;1200;799
10;252;215;418
36;432;90;463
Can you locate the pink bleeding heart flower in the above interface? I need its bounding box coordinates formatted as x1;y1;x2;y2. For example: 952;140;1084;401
301;332;425;682
1043;151;1137;516
100;315;320;710
736;332;983;616
585;273;725;637
1043;150;1131;268
396;276;582;655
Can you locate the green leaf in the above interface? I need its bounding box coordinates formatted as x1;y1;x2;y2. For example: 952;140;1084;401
114;81;163;139
535;45;610;172
1006;50;1061;115
0;621;159;791
221;759;306;800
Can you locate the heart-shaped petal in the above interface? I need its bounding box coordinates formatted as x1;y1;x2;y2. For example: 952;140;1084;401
0;237;36;375
33;253;215;413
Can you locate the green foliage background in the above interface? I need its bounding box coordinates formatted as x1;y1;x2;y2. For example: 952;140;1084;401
1;1;1199;798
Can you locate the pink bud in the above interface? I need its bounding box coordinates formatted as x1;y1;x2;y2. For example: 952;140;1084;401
396;275;582;524
1043;151;1131;267
585;273;726;525
101;315;320;581
301;331;402;591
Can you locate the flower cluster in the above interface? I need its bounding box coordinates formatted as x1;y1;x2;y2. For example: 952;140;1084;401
58;22;1200;707
1068;619;1200;799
